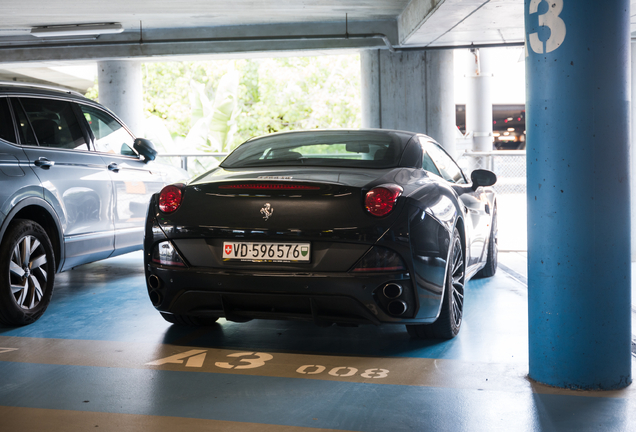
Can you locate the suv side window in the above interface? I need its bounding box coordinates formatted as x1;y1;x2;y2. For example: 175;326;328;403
423;140;467;184
79;105;136;156
19;98;88;150
0;98;17;144
11;99;38;145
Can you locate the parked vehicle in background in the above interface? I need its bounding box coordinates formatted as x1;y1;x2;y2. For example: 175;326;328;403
0;82;188;326
144;129;497;339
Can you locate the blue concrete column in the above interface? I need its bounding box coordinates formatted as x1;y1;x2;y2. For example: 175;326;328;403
526;0;632;389
97;60;144;137
361;49;456;156
631;41;636;261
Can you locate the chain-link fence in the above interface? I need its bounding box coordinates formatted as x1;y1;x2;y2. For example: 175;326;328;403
157;153;228;176
457;150;526;195
158;150;528;196
457;150;528;251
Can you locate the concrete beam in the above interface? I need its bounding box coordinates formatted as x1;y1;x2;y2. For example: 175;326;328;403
0;20;398;64
0;67;94;93
398;0;446;44
399;0;524;47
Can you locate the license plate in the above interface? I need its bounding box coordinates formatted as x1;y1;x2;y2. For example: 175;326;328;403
222;241;311;262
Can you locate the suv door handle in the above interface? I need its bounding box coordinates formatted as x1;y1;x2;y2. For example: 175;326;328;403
108;163;120;173
34;157;55;169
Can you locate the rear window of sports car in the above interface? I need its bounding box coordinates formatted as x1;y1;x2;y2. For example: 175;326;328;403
220;132;406;168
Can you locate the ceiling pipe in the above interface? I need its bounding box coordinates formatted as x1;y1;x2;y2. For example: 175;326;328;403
0;33;396;52
394;41;525;51
0;32;526;54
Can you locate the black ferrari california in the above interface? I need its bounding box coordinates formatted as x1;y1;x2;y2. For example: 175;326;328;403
143;129;497;339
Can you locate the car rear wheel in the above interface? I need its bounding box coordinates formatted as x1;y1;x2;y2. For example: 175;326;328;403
0;219;55;326
475;205;498;278
407;227;465;339
160;312;219;326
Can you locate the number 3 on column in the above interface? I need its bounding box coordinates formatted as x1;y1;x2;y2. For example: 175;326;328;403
528;0;566;54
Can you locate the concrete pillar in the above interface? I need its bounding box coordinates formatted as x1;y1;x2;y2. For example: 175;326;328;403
361;49;456;157
526;0;632;389
465;48;493;154
426;50;456;158
97;60;143;137
631;42;636;260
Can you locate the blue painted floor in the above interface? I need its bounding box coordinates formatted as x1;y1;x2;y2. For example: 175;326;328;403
0;251;634;431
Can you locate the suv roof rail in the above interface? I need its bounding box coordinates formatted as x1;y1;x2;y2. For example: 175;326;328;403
0;80;84;97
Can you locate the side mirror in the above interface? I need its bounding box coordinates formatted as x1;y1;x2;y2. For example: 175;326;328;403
470;169;497;191
133;138;157;163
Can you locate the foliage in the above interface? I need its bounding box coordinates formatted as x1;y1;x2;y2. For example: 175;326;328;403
141;54;361;149
143;66;239;176
233;55;361;145
85;54;362;171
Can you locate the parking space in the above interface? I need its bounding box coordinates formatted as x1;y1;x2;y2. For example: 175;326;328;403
0;251;635;431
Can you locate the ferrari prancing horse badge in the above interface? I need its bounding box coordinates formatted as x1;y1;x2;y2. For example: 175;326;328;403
260;203;274;220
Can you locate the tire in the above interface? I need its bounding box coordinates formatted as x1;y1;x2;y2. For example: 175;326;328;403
475;206;498;278
160;312;219;326
407;227;465;339
0;219;56;326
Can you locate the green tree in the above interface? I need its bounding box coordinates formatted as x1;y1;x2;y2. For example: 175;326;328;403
86;54;361;172
233;56;361;144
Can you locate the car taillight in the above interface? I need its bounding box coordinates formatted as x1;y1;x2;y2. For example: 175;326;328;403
365;184;403;217
159;185;183;213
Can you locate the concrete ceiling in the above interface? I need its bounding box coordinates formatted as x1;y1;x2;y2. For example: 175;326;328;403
1;0;635;92
0;0;525;65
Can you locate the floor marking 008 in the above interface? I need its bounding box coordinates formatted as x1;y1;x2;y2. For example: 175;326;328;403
0;348;19;355
297;365;390;379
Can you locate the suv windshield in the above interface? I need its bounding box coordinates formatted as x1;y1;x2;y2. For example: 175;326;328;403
221;131;406;169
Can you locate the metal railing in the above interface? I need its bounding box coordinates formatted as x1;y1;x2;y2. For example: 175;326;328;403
457;150;526;195
157;153;228;171
157;150;528;195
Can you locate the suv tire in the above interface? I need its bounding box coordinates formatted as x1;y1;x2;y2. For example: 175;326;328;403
0;219;56;326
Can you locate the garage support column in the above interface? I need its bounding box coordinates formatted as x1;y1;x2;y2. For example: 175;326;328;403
631;41;636;260
361;49;456;157
525;0;632;389
97;60;144;137
465;48;493;170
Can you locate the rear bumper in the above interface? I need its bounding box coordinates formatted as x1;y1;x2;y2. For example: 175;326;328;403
145;265;437;326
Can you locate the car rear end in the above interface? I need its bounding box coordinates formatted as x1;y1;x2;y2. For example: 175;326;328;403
142;129;443;327
144;171;422;325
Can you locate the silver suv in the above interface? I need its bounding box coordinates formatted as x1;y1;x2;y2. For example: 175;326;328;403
0;82;187;326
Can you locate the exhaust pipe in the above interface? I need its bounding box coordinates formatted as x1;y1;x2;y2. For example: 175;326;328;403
147;274;163;307
387;300;407;316
383;283;403;299
148;290;162;307
148;274;161;290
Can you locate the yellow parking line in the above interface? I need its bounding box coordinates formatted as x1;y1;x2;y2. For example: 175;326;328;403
1;335;634;398
0;406;348;432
